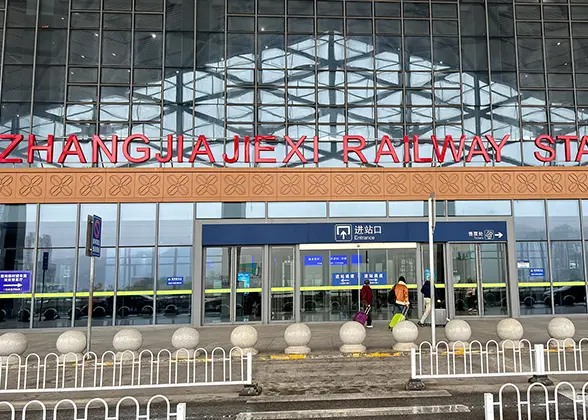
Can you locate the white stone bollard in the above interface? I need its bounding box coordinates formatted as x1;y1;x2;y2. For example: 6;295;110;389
56;331;87;363
496;318;524;349
547;317;576;348
445;319;471;350
284;323;312;355
0;333;28;365
113;329;143;360
339;321;366;354
392;321;419;351
171;327;200;359
230;325;258;356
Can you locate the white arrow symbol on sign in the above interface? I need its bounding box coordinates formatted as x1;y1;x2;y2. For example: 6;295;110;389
495;232;504;238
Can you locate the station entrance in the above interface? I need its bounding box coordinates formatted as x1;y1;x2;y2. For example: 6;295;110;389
201;220;512;324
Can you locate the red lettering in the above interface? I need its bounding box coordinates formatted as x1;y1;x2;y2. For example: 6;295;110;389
576;136;588;162
485;134;509;162
122;134;151;164
92;135;117;163
244;136;250;163
403;135;410;163
0;134;24;164
465;136;491;162
177;135;184;163
343;135;367;163
313;136;319;163
534;135;556;162
58;135;87;164
188;135;216;163
223;136;240;163
155;134;174;163
557;135;578;162
374;135;400;163
431;135;467;163
254;136;276;164
283;136;307;164
27;135;54;164
413;135;432;163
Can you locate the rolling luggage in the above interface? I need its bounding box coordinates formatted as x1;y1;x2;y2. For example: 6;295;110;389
353;306;371;326
389;305;409;330
424;308;448;326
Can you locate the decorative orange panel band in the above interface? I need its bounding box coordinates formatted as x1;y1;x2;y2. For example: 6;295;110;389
0;167;586;204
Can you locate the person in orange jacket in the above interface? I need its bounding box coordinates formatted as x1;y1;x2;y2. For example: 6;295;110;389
393;276;410;314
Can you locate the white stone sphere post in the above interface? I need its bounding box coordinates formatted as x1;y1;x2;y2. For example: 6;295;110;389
339;321;366;354
112;329;143;361
0;333;28;365
171;327;200;359
392;321;419;351
496;318;524;349
56;331;87;363
230;325;258;356
548;317;576;348
445;320;472;350
284;323;312;355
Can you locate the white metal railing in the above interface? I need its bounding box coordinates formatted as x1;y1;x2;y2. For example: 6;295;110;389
484;381;588;420
0;347;252;393
411;339;537;380
410;338;588;383
0;395;185;420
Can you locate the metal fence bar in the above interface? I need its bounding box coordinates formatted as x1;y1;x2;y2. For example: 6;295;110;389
0;395;184;420
0;346;251;394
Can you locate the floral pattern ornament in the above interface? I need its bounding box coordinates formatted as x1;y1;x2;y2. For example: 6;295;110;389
412;174;433;195
280;174;302;196
195;174;218;195
439;173;459;194
167;174;189;196
542;173;563;194
224;174;246;196
516;173;538;194
80;175;103;196
138;174;161;196
568;173;588;193
49;175;73;196
109;175;132;196
19;175;43;197
252;174;274;195
334;174;355;195
465;173;486;194
386;174;408;195
491;174;512;194
361;174;381;195
307;174;328;195
0;176;14;196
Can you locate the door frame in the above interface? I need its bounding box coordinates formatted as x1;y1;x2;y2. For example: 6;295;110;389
446;242;509;318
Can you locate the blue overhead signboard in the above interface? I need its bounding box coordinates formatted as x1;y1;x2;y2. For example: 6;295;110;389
202;221;508;246
332;272;359;287
330;255;348;265
0;271;31;294
304;256;323;266
529;268;545;277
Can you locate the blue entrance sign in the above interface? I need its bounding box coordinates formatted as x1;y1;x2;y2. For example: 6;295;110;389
0;271;31;293
332;272;359;286
304;256;323;266
530;268;545;277
202;221;508;246
91;215;102;257
330;255;348;265
361;271;387;286
166;276;184;286
351;254;363;265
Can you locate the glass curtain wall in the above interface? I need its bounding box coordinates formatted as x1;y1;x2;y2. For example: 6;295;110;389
3;0;588;168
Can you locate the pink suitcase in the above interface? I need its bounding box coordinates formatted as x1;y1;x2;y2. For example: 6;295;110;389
353;306;371;326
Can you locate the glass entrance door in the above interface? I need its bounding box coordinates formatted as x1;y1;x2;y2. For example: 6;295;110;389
450;243;508;317
203;246;263;323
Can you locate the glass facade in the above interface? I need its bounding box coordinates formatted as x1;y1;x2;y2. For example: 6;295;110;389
1;199;588;328
1;0;588;168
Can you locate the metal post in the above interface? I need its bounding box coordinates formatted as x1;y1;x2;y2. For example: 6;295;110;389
483;393;495;420
428;196;436;348
405;348;425;391
529;343;553;386
176;403;187;420
247;352;253;384
87;255;95;354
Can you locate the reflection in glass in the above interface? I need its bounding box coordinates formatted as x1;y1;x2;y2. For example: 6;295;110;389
119;204;156;246
79;204;118;247
158;203;194;245
548;200;581;240
156;247;192;324
271;247;294;321
514;200;547;241
268;202;327;218
330;201;386;218
517;241;551;315
39;204;77;248
452;244;479;316
480;244;508;316
117;247;155;291
204;247;230;323
551;241;585;314
235;247;262;322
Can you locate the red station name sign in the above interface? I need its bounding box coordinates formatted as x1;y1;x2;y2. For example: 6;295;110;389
0;133;586;164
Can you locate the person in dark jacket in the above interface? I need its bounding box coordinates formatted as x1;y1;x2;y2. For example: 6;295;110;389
418;279;434;327
360;279;373;328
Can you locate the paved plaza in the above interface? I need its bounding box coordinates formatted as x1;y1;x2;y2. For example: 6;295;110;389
11;316;588;356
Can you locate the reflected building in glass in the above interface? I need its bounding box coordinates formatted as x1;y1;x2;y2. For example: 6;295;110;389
1;0;588;328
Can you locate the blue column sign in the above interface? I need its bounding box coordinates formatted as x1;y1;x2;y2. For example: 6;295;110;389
0;271;31;293
332;272;359;286
91;215;102;257
166;276;184;286
360;272;387;286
